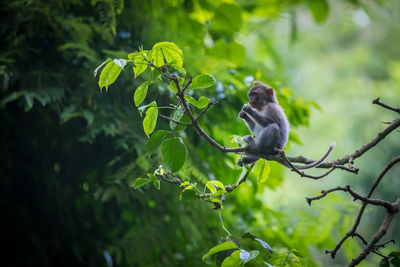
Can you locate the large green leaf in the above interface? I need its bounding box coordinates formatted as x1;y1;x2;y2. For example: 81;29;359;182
161;137;187;173
221;250;242;267
151;42;184;70
309;0;329;23
185;95;210;109
134;81;151;107
191;74;215;90
143;101;158;137
146;130;170;154
202;242;239;261
98;60;123;91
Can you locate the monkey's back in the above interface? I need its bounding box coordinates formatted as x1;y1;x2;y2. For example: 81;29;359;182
264;103;289;148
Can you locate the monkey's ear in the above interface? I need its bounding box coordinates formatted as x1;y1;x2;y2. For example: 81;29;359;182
266;88;274;95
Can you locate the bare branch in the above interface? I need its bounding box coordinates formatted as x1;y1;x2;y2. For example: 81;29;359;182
372;98;400;114
306;185;393;209
347;197;400;267
275;148;337;179
324;156;400;259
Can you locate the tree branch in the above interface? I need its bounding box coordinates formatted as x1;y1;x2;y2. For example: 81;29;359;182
306;185;393;209
347;197;400;267
372;98;400;115
159;114;192;126
323;156;400;259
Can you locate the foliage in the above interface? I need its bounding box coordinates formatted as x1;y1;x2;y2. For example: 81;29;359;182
1;0;399;267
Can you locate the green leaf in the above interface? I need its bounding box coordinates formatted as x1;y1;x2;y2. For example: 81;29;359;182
146;130;170;154
180;181;190;187
257;160;270;184
309;0;329;23
113;59;127;69
191;74;215;90
161;137;187;173
389;251;400;266
151;41;184;71
242;233;272;253
146;173;158;181
133;178;152;189
98;60;123;91
243;250;259;264
180;188;200;200
202;242;239;261
206;180;224;194
129;50;150;78
185;95;210;109
153;180;160;190
379;258;390;267
221;250;242;267
94;58;111;77
134;81;151;107
170;104;185;130
143;101;158;137
210;189;227;198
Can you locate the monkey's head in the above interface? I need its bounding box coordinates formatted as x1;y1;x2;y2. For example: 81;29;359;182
248;81;277;110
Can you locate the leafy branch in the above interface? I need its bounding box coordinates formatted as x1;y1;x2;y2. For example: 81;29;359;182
95;41;400;266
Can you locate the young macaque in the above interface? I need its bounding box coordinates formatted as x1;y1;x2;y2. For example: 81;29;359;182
237;81;289;166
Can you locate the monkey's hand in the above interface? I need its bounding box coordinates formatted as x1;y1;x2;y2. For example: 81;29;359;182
241;104;252;113
238;110;247;119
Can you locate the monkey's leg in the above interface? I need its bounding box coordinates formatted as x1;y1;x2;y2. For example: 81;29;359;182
256;123;280;155
237;136;258;166
237;154;259;167
244;135;255;145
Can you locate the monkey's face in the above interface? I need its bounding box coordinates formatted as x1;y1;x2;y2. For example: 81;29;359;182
248;81;276;110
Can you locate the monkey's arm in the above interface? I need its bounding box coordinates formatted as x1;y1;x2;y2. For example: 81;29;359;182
242;105;273;126
239;110;256;131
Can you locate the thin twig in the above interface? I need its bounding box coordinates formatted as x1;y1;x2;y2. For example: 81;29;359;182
372;98;400;114
159;114;192;126
306;185;393;209
195;99;217;122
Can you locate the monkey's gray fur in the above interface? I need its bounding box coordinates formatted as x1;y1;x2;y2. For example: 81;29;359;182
238;81;289;166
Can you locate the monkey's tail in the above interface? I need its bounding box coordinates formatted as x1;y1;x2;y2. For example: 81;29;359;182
291;142;336;170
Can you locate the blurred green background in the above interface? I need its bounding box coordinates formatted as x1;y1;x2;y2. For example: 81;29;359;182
1;0;399;266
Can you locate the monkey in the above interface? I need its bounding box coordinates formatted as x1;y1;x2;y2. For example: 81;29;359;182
237;81;336;169
237;81;289;166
